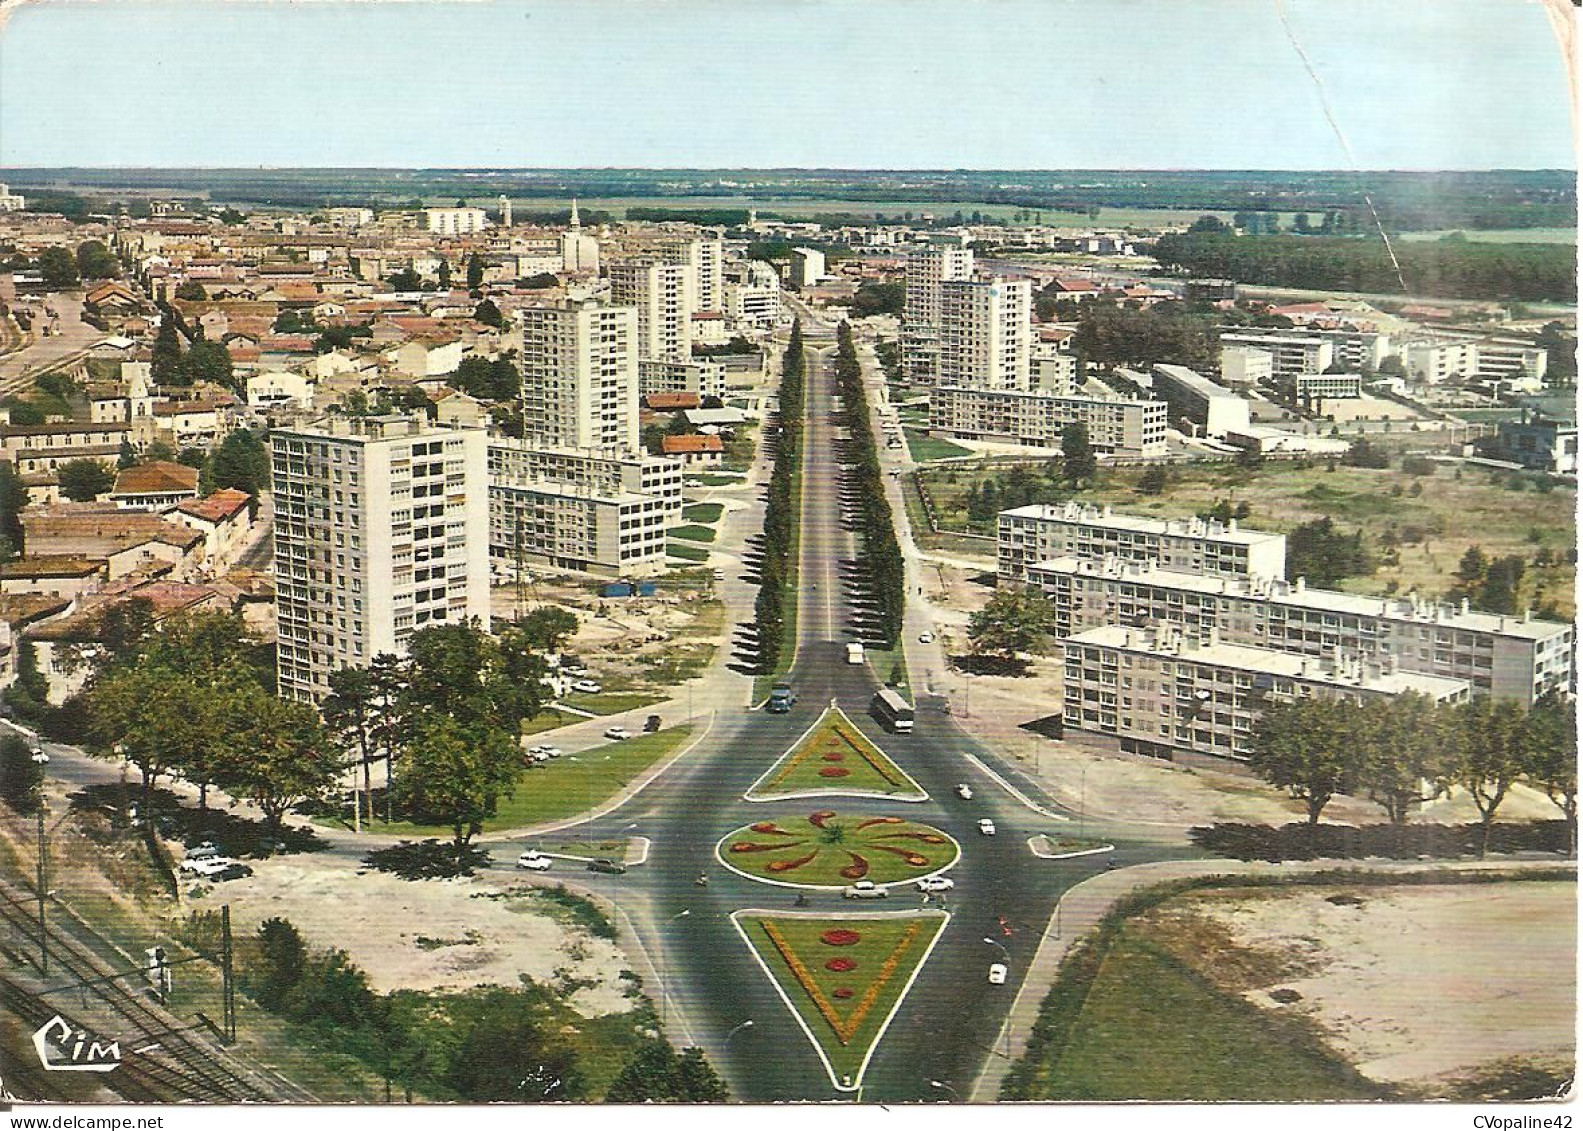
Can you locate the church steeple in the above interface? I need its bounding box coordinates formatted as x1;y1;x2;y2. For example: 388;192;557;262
569;198;581;229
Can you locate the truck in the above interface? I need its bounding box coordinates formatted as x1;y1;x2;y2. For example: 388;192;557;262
767;681;796;713
846;642;865;665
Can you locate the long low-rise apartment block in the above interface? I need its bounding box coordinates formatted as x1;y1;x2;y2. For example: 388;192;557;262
486;440;683;577
1024;555;1573;704
929;385;1167;456
998;503;1287;582
1061;624;1471;761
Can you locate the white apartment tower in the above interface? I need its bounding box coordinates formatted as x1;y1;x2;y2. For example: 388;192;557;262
425;207;488;236
657;236;724;313
938;277;1033;391
903;244;974;380
607;259;697;362
518;300;641;451
272;414;491;703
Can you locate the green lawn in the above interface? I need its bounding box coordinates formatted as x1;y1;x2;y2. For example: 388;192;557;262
734;911;948;1089
682;502;725;523
559;690;663;717
863;640;910;703
668;523;718;543
747;706;926;801
719;812;957;887
1024;925;1382;1101
695;472;745;486
904;429;975;463
723;423;760;472
339;726;693;835
667;542;710;562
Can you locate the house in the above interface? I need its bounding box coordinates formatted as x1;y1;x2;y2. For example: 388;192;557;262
109;461;201;510
246;370;315;409
20;505;206;581
642;392;701;413
83;281;143;315
149;396;237;448
169;489;255;570
391;335;464;378
660;433;724;466
0;556;107;600
431;388;488;428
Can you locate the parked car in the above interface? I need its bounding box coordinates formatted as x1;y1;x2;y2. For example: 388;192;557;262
571;679;603;695
842;880;889;900
588;858;627;875
978;818;997;836
180;856;231;876
604;726;633;741
988;963;1008;985
540;746;564;758
186;842;224;862
712;569;726;581
516;851;553;871
916;876;955;893
214;862;254;882
956;783;974;801
918;632;934;644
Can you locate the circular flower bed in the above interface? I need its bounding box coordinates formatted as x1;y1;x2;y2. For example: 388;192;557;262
719;812;959;888
821;928;862;946
825;957;857;972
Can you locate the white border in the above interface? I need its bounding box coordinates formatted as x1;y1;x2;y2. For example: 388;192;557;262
729;907;951;1094
1027;836;1115;861
743;704;928;803
960;751;1071;822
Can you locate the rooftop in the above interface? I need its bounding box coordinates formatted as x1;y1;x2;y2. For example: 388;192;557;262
111;461;200;497
1001;502;1284;547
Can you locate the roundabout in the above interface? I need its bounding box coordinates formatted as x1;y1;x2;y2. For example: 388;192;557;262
716;810;960;889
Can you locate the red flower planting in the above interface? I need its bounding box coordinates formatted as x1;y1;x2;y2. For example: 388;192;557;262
856;816;905;830
821;752;845;762
818;766;851;778
825;957;857;973
870;844;930;866
833;987;855;999
839;853;870;880
808;811;837;828
750;822;793;835
731;839;807;853
878;831;949;844
821;928;862;946
767;850;819;873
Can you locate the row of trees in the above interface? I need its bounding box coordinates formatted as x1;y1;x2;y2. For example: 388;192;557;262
753;321;805;671
832;321;905;646
1249;692;1576;854
1153;230;1576;303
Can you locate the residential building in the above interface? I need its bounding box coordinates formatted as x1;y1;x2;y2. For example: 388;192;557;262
271;414;490;702
109;461;200;510
1218;344;1273;390
1217;331;1334;379
660;433;724;466
1294;372;1364;401
1150;364;1250;438
0;184;25;212
640;358;727;401
518;300;640;451
487;439;681;578
998;502;1287;582
1222;325;1389;374
1026;555;1573;704
608;259;697;361
1401;337;1479;384
1487;410;1578;473
929;386;1167;456
424;208;488;236
1031;345;1078;395
938;277;1032;391
169;488;255;570
1060;624;1470;762
658;236;724;313
902;244;974;380
789;247;826;290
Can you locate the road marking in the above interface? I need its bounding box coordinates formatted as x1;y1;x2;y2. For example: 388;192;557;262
961;752;1070;823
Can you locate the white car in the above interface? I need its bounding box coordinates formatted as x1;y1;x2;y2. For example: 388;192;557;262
956;783;974;801
541;746;564;758
988;963;1009;986
978;819;997;837
604;726;633;741
526;745;551;756
516;851;553;871
571;679;603;695
918;632;934;644
842;880;889;900
180;856;236;877
916;876;955;894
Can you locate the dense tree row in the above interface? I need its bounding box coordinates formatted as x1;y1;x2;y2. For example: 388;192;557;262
1249;692;1576;855
753;321;805;671
1153;231;1576;303
1069;300;1218;372
832;322;905;646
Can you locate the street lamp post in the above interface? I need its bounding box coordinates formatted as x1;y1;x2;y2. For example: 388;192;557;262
1078;762;1090;841
928;1079;957;1102
660;909;690;1028
31;749;48;974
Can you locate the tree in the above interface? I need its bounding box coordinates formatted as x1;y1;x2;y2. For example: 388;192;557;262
1187;215;1232;235
116;438;138;470
437;258;452;291
1455;545;1489;588
1286;517;1372;586
219;691;335;846
151;315;184;384
394;715;519;862
1137;463;1169;496
514;606;579;654
1452;697;1529;856
387;265;422;292
1357;693;1454;824
322;666;379;829
1524;692;1577;833
0;462;25;561
38;247;79;289
174;280;207;302
86;665;188;810
75;241;120;280
250;917;309;1012
58;459;115;501
207;429;270;495
1247;697;1360;825
97;597;155;668
472;298;503;329
1061;422;1097;484
605;1042;729;1102
444;989;584;1101
0;734;44;815
966;586;1059;663
466;252;484;292
182;339;234;389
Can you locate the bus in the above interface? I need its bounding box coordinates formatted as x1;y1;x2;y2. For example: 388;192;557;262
871;688;915;733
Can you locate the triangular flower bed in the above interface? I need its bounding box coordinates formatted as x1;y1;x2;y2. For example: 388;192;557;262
731;909;949;1092
746;705;926;802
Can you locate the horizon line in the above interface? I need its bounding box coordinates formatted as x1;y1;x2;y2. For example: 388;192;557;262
0;165;1575;175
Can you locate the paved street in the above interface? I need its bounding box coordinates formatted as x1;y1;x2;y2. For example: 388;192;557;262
0;293;105;397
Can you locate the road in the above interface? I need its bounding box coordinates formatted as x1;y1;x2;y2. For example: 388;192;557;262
0;293;105;396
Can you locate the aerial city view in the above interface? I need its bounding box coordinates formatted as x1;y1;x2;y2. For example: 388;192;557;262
0;0;1575;1116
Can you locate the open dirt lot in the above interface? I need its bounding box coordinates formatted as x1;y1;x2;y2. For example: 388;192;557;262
1157;880;1576;1091
212;861;635;1017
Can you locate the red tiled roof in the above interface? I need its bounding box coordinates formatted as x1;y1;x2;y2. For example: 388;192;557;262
661;434;724;454
175;488;252;524
111;461;200;497
643;392;701;411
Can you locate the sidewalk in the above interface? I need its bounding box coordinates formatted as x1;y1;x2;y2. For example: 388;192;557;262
969;854;1577;1100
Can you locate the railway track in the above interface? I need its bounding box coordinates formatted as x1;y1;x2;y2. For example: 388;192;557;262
0;876;291;1103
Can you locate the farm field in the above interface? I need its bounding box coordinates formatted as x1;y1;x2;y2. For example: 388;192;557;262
918;459;1576;616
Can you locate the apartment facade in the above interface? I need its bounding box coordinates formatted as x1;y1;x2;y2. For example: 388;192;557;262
1025;554;1573;704
930;385;1167;457
998;503;1287;582
938;277;1032;391
1221;326;1389;373
639;358;727;401
788;247;826;290
1150;364;1250;438
518;300;640;451
424;208;488;236
608;259;697;361
272;415;490;702
902;244;974;381
1294;372;1363;400
1217;331;1334;379
1061;624;1470;762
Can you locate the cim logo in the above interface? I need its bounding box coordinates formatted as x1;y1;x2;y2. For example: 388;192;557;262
31;1015;121;1073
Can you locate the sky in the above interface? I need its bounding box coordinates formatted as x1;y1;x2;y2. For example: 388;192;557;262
0;0;1574;169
